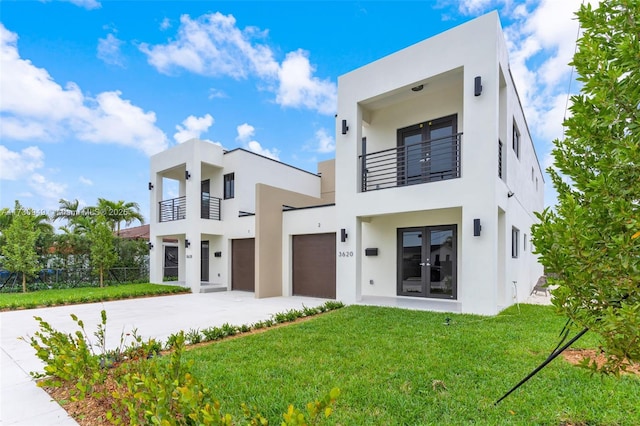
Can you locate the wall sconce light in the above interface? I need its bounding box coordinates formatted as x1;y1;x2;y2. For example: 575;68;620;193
473;219;482;237
185;239;190;248
365;248;378;256
341;119;349;135
185;170;191;180
214;251;222;258
474;76;483;96
340;228;348;242
147;242;154;249
507;191;515;198
148;182;154;190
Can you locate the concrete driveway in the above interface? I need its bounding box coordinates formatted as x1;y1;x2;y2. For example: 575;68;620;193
0;291;329;426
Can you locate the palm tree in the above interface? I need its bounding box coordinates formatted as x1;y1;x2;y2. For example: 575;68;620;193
96;198;144;236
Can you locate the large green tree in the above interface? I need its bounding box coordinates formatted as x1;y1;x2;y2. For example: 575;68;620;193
89;215;117;288
531;0;640;374
2;201;41;292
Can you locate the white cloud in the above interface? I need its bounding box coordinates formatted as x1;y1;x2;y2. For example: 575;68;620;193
174;114;214;143
235;123;279;160
46;0;101;10
208;88;227;99
139;12;336;115
160;18;172;31
0;145;45;180
276;50;336;115
79;176;93;185
235;123;255;142
457;0;497;14
97;33;125;67
0;24;168;156
29;173;67;203
314;128;335;153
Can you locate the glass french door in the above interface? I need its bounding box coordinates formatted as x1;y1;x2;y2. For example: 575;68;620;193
398;114;457;185
397;225;457;299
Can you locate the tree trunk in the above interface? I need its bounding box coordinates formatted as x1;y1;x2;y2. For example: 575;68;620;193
22;273;26;293
99;267;104;288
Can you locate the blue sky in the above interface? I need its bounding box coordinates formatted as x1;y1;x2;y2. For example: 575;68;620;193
0;0;594;224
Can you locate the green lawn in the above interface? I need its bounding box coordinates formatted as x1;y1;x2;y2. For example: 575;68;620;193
185;304;639;425
0;283;189;310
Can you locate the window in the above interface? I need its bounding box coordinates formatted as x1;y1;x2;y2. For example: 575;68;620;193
531;167;534;181
512;120;520;158
223;173;235;199
523;233;527;251
498;139;504;179
512;227;520;258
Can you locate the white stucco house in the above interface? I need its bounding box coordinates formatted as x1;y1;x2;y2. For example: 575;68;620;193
148;11;544;315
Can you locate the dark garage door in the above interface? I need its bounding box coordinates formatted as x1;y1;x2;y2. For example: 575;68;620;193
293;233;336;299
232;238;255;291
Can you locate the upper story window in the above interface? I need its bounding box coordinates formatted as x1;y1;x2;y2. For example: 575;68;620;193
224;173;235;199
498;139;503;179
512;227;520;258
512;120;520;159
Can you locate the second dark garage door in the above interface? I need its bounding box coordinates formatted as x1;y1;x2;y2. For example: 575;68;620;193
292;233;336;299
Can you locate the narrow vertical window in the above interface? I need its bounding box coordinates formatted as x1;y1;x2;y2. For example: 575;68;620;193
498;139;503;179
523;233;527;251
512;227;520;258
224;173;235;199
512;120;520;158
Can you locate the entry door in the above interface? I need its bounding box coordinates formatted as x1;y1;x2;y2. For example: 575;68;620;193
398;114;457;185
397;225;457;299
201;240;209;282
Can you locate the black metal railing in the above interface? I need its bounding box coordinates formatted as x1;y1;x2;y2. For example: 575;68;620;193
159;196;186;222
360;133;462;191
201;194;221;220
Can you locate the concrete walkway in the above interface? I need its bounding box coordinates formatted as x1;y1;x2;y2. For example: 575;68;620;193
0;291;329;426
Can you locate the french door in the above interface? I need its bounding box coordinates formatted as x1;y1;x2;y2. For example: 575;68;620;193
397;114;458;185
397;225;457;299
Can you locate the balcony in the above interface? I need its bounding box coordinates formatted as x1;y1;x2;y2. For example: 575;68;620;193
159;196;186;222
201;194;221;220
360;133;462;192
158;195;222;222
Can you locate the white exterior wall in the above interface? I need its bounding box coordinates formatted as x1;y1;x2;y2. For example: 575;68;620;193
149;140;322;292
281;206;337;296
335;11;543;315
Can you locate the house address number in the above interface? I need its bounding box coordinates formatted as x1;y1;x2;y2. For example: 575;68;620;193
338;251;354;258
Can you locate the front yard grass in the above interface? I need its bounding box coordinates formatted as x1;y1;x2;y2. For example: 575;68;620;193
185;304;639;425
0;283;189;310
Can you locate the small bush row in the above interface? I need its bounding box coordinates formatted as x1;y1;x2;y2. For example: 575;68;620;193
169;301;345;349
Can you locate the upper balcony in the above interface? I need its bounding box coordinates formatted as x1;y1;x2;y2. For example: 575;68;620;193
158;195;221;222
360;132;462;192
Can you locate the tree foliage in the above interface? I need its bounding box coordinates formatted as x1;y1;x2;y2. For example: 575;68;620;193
531;0;640;373
2;201;41;292
89;215;118;288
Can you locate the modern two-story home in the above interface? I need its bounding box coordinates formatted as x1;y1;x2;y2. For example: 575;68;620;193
148;11;544;315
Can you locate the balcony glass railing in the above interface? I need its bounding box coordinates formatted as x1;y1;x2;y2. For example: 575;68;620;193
360;133;462;191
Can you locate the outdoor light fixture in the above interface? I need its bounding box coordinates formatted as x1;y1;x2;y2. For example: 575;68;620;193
507;191;515;198
473;219;482;237
340;228;348;242
474;76;483;96
185;239;190;248
214;251;222;258
341;119;349;135
185;170;191;180
147;242;154;249
148;182;154;190
411;84;424;92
